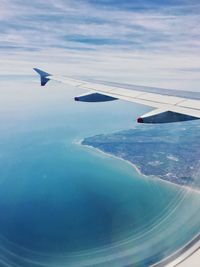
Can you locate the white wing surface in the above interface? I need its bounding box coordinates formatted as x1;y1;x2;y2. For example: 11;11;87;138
34;68;200;124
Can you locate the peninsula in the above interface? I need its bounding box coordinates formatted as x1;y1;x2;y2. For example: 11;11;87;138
82;123;200;189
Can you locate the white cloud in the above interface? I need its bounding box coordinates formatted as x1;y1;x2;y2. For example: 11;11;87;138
0;0;199;91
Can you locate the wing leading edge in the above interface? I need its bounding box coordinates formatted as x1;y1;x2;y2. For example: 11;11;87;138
33;68;200;124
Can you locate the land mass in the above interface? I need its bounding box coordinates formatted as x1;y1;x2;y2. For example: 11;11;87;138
82;122;200;189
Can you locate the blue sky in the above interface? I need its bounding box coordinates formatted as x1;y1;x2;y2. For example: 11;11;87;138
0;0;200;90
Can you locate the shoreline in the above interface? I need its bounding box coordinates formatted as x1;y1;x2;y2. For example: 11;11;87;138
74;138;200;195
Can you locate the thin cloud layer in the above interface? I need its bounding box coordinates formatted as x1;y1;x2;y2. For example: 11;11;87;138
0;0;200;90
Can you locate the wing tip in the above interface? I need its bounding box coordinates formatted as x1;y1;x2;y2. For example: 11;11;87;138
33;68;51;86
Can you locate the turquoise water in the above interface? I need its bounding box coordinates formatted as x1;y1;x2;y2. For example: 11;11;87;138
0;79;200;266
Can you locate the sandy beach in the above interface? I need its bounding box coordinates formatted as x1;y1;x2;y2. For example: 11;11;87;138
74;138;200;195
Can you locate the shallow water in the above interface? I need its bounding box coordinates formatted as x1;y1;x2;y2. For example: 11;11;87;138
0;79;199;266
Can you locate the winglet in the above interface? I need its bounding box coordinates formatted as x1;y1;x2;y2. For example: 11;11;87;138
33;68;51;86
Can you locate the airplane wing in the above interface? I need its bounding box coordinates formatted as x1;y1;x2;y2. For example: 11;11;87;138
33;68;200;124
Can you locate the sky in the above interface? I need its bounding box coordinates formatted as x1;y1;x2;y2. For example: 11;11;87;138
0;0;200;90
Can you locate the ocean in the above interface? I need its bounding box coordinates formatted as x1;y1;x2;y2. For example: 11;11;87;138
0;78;199;266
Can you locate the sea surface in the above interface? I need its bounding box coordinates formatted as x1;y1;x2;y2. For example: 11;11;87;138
0;78;200;266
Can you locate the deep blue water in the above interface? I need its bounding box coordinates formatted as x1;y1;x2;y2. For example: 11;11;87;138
0;79;200;266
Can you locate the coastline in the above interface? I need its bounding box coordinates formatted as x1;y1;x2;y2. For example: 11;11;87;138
74;138;200;267
75;138;200;195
